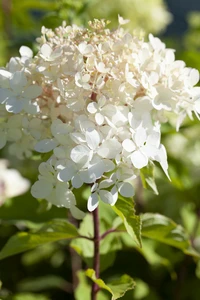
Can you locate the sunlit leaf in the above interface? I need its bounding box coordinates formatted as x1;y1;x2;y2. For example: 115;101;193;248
142;213;200;257
85;269;135;300
112;196;142;247
12;293;50;300
0;219;79;260
75;271;109;300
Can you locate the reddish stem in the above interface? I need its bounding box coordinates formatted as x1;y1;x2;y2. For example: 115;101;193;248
100;228;125;240
91;207;100;300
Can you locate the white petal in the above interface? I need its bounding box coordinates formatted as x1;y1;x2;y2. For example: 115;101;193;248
78;42;94;56
56;183;76;207
71;174;83;188
99;190;114;205
35;139;58;153
39;162;54;176
103;159;115;172
153;86;174;111
6;97;24;113
23;101;39;114
19;46;33;58
155;145;170;180
80;160;105;183
54;147;65;159
86;128;100;150
87;193;99;212
70;205;85;220
30;118;41;128
23;85;42;99
50;47;62;61
110;185;118;205
5;170;30;198
122;139;136;153
96;62;109;73
52;121;72;136
118;182;135;197
97;140;121;159
57;165;76;182
118;14;130;25
91;183;98;193
41;44;52;58
190;69;199;86
142;144;157;158
10;71;27;91
98;95;106;107
131;150;148;169
146;130;160;147
135;126;147;147
7;128;22;141
82;74;90;83
70;132;85;144
0;88;10;104
195;99;200;114
176;112;186;131
70;145;91;164
95;113;104;125
87;102;97;114
99;179;113;189
31;180;53;199
0;70;11;79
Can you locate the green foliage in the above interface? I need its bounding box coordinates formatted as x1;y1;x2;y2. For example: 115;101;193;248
0;219;79;260
112;196;142;247
133;279;149;299
70;203;121;271
86;269;135;300
12;294;50;300
0;193;66;223
17;275;67;292
75;271;109;300
142;213;199;257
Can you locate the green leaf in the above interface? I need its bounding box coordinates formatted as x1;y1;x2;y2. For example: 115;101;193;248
0;219;79;260
142;213;200;257
134;279;149;299
0;193;66;223
12;293;50;300
140;163;158;194
85;269;135;300
17;275;67;292
75;271;109;300
112;196;142;247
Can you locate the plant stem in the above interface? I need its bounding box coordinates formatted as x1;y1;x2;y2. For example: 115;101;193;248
191;208;200;247
68;212;82;292
100;228;125;240
91;206;100;300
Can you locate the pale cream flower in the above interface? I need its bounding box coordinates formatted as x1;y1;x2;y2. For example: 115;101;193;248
0;160;30;205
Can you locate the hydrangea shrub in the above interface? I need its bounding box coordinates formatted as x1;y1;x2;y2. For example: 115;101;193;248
1;17;200;299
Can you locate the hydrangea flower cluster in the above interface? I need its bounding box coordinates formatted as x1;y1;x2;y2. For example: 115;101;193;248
0;18;200;218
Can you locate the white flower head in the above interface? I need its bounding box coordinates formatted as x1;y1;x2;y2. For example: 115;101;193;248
0;19;199;216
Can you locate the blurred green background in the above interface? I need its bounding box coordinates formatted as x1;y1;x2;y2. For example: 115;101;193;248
1;0;200;299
